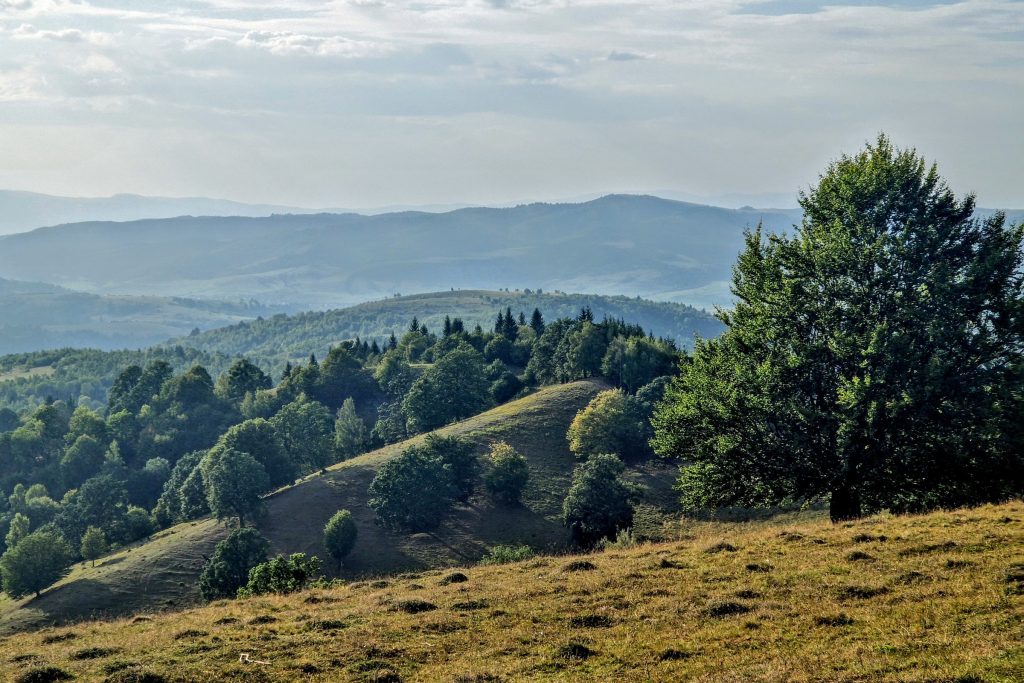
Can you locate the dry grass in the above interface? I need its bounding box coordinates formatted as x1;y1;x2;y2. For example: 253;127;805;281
0;501;1020;682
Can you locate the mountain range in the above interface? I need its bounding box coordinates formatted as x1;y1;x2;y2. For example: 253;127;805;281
0;195;804;310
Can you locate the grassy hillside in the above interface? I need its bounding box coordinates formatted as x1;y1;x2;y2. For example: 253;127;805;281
0;379;680;633
176;289;723;364
0;502;1019;681
0;277;284;355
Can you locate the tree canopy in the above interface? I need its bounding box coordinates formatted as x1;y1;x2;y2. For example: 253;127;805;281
653;136;1024;521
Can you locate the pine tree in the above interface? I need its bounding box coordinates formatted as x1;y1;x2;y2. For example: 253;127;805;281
530;308;545;335
443;315;452;337
388;333;398;350
409;317;419;333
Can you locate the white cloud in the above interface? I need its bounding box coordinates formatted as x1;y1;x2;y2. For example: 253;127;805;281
0;0;1019;207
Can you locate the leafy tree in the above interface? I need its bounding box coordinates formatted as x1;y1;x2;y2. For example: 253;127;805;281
123;506;155;542
179;464;210;520
203;447;270;526
0;407;19;432
0;529;72;597
490;371;524;404
368;446;456;531
238;553;322;597
653;136;1024;521
199;527;270;600
323;509;358;568
4;513;29;550
425;434;478;502
557;321;607;380
153;450;204;527
483;442;529;504
562;453;641;547
402;344;490;432
316;346;374;409
80;526;108;567
334;398;367;460
60;434;106;489
601;336;678;393
215;358;271;405
567;389;648;460
126;457;171;509
216;418;293;487
272;395;335;472
66;405;108;445
54;475;129;548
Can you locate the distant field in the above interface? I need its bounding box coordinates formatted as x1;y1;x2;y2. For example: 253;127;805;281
0;365;55;382
0;501;1019;681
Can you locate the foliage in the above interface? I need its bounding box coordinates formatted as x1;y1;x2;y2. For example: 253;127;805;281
401;344;490;432
202;448;269;526
271;395;335;472
652;136;1024;521
333;398;367;460
483;442;530;504
562;453;642;547
0;529;72;597
477;543;535;565
80;526;108;567
367;442;459;531
323;509;358;568
237;553;322;597
198;527;270;601
567;389;648;460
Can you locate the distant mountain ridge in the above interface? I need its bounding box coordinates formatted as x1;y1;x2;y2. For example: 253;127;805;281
0;189;328;236
0;194;805;310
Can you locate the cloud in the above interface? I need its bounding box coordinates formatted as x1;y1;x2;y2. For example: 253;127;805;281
606;50;649;62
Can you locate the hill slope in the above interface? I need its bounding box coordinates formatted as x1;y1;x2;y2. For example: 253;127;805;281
0;379;679;633
0;277;283;355
0;195;802;309
0;502;1020;681
177;290;723;362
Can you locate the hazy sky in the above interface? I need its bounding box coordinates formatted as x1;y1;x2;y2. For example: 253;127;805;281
0;0;1020;208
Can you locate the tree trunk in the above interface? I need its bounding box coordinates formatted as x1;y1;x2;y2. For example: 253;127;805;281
829;484;862;522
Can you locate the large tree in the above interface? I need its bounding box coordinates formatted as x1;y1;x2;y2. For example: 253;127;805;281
653;136;1024;521
0;529;72;598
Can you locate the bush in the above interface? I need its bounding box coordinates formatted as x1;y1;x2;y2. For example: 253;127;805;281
323;509;358;568
478;544;535;565
562;453;642;547
198;527;269;600
483;442;529;504
238;553;322;597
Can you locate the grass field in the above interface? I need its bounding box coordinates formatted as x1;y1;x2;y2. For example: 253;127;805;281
0;501;1020;681
0;379;684;634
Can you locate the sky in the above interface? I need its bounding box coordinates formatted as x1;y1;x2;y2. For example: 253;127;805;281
0;0;1020;209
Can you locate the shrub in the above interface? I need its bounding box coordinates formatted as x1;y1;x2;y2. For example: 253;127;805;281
198;527;269;600
323;509;358;568
478;544;535;565
562;453;642;547
483;442;529;504
238;553;322;597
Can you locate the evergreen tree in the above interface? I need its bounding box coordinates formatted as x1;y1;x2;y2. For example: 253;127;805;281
443;315;453;337
334;398;368;459
530;308;545;335
653;136;1024;521
388;332;398;350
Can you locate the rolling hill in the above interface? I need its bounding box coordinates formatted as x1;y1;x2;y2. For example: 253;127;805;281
175;290;723;363
0;278;284;355
0;501;1019;681
0;379;681;633
0;195;802;309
